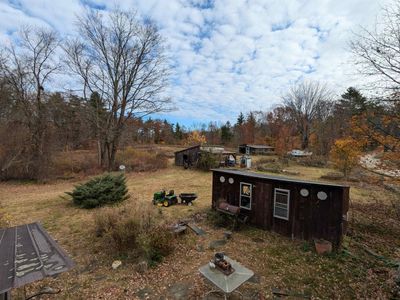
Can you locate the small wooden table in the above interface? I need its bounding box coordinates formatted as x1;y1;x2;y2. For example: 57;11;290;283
199;256;254;299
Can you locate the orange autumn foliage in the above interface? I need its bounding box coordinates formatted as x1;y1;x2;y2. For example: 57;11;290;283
351;112;400;152
184;131;207;146
330;137;362;177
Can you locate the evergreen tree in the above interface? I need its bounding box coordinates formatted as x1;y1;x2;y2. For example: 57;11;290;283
220;121;233;144
236;112;245;126
175;123;183;140
339;87;374;116
67;173;129;209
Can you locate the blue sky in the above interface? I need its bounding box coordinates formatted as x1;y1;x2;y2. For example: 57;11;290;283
0;0;390;126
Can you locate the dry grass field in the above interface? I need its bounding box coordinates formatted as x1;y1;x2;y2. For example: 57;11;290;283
0;154;399;299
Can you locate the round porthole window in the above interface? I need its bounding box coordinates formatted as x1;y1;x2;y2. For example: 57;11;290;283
229;178;234;184
317;191;328;200
300;188;309;197
220;176;225;183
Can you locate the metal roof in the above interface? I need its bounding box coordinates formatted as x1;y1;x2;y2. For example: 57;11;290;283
239;144;275;149
174;144;201;154
211;168;349;188
174;145;229;154
0;222;75;294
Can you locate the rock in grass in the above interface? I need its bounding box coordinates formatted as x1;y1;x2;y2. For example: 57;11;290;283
196;244;205;252
209;239;227;250
112;260;122;269
223;231;232;240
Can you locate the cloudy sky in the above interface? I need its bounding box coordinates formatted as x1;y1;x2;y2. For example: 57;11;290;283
0;0;390;126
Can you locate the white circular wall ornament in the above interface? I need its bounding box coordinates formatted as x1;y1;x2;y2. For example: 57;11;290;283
220;176;225;183
229;178;234;184
300;188;309;197
317;191;328;200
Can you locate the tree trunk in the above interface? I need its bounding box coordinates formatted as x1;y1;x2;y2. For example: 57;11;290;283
301;122;310;150
97;139;102;166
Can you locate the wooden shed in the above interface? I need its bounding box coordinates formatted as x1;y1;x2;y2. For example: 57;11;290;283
174;145;202;167
238;144;275;155
175;145;235;168
212;169;349;247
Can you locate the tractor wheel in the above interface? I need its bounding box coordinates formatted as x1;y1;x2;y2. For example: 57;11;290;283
163;200;170;207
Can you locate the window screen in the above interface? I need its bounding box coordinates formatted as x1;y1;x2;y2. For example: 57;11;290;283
274;189;290;220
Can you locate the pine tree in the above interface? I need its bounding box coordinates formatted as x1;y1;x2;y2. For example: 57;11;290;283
236;112;245;126
175;123;183;140
66;173;129;209
221;121;233;144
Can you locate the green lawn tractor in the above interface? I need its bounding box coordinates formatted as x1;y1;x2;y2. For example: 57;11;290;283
152;190;178;207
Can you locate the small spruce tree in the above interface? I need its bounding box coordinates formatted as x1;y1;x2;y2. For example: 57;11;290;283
67;173;129;208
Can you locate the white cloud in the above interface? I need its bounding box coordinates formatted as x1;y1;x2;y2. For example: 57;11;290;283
0;0;392;124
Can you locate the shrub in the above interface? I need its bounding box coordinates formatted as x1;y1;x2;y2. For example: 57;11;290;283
139;226;175;267
94;201;174;265
67;173;129;209
206;209;233;228
197;151;219;171
297;155;328;167
257;162;283;173
94;204;149;252
51;150;99;177
256;157;277;165
116;147;168;172
330;138;362;177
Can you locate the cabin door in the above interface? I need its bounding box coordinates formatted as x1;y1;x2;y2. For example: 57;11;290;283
254;182;272;229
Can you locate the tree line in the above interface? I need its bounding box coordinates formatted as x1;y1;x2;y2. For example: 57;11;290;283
0;8;170;179
189;85;399;156
0;3;399;180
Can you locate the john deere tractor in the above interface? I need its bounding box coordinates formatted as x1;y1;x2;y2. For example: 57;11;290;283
152;190;178;207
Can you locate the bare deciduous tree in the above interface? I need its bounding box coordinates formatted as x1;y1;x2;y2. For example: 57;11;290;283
64;9;170;170
283;81;332;150
350;1;400;97
0;27;60;179
350;2;400;150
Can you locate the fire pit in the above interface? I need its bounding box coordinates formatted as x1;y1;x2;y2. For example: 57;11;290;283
212;252;235;275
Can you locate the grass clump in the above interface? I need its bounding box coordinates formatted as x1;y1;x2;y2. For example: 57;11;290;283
116;147;168;172
67;173;129;209
94;200;174;266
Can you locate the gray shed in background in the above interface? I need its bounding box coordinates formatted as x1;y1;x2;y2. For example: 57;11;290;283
238;144;275;155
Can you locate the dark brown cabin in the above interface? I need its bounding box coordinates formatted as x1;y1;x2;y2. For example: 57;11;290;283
212;169;349;247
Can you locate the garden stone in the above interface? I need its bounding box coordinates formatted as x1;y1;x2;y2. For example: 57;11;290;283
209;239;227;250
166;282;190;299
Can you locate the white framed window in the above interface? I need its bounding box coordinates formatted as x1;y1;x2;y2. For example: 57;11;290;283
273;188;290;220
240;182;252;210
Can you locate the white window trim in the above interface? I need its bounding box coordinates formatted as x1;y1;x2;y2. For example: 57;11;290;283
239;182;252;210
273;188;290;220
